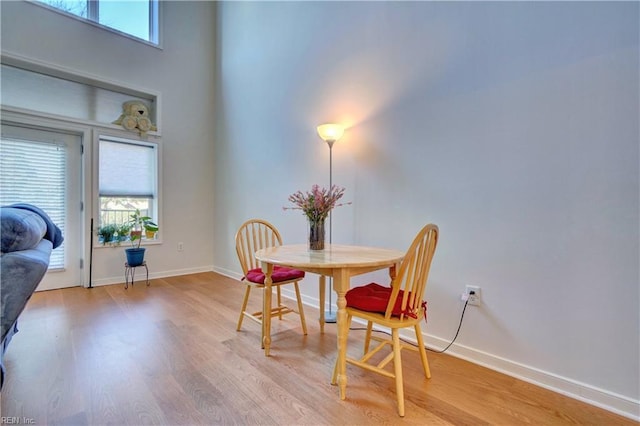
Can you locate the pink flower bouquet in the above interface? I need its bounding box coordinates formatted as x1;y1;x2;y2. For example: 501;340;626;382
284;184;350;223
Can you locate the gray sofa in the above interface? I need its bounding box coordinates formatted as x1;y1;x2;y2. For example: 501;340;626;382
1;203;63;388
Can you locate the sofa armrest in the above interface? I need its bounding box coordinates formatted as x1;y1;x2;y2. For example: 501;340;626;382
0;239;52;343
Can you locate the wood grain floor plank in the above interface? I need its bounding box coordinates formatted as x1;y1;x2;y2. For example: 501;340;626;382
1;272;635;425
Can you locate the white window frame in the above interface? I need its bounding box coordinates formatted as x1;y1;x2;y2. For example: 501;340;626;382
2;53;162;134
93;130;162;248
30;0;162;48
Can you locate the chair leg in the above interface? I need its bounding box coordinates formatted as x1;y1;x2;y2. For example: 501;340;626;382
392;328;405;417
276;287;283;320
318;275;326;334
237;285;251;331
364;321;373;354
332;314;352;385
414;324;431;379
294;282;308;335
262;285;275;349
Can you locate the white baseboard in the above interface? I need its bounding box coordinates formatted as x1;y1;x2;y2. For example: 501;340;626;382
212;265;242;280
417;334;639;421
88;265;214;287
213;268;639;421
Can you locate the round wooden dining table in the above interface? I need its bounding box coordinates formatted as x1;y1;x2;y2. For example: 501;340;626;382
255;243;404;401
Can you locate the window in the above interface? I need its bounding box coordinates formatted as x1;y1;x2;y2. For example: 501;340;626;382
0;128;72;270
2;64;157;125
98;136;158;243
36;0;159;45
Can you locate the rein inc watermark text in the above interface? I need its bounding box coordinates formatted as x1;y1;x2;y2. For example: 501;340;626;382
1;418;35;425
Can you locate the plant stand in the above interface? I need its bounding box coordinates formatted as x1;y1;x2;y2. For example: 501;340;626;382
124;261;149;289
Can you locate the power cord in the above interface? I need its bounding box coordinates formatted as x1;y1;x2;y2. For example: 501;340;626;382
428;294;470;353
349;291;473;354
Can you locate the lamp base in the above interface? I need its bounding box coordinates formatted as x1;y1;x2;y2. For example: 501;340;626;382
324;310;337;323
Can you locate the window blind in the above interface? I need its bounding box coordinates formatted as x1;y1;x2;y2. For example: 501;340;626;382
99;138;156;198
0;137;66;269
1;64;156;126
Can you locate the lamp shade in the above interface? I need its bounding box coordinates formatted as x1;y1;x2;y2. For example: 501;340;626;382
317;124;344;143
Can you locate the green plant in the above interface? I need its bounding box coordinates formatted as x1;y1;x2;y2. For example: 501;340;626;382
127;209;159;248
144;220;159;240
117;223;131;243
97;224;118;244
144;221;159;232
129;229;143;248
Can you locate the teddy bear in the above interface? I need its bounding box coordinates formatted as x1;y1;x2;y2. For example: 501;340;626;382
113;100;157;136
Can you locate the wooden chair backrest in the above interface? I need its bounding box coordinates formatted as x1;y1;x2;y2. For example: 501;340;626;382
235;219;283;276
385;224;439;320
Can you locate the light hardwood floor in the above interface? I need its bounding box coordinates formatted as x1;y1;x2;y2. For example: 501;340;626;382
0;272;635;425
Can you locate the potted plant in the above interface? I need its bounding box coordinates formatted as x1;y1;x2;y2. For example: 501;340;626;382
144;221;159;239
126;210;145;266
117;223;131;244
124;209;158;266
97;224;117;245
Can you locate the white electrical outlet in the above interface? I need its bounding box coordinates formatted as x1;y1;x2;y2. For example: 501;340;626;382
177;242;184;252
462;285;481;306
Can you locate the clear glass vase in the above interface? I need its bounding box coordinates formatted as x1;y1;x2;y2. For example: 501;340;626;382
308;218;326;250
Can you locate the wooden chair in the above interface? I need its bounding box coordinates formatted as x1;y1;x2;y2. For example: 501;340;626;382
333;224;439;417
235;219;307;344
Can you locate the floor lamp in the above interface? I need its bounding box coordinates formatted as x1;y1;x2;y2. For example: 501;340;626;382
316;123;345;323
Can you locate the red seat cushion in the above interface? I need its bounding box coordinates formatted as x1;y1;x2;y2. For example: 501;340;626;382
346;283;410;317
245;266;305;284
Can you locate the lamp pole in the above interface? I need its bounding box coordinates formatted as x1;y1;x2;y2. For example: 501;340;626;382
316;123;344;324
326;139;336;323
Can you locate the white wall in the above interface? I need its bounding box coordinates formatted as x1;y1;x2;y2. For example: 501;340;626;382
213;1;639;418
1;1;216;282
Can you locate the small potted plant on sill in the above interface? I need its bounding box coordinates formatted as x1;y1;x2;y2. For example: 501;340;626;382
125;209;159;266
97;224;118;245
144;221;159;240
117;223;131;245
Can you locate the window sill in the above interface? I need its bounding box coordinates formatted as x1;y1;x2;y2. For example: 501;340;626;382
94;240;162;249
